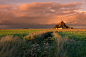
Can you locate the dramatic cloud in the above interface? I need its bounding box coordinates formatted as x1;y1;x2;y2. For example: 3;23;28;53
0;1;86;29
17;2;82;16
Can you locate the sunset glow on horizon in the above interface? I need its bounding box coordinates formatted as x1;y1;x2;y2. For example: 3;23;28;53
0;0;86;29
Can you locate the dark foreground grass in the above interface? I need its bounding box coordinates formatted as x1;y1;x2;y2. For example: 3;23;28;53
0;29;86;57
0;31;56;57
58;31;86;57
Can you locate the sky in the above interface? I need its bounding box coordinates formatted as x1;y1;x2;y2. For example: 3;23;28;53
0;0;86;29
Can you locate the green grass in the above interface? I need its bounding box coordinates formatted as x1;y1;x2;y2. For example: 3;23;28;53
0;31;56;57
0;29;86;57
58;31;86;57
0;29;52;39
58;31;86;41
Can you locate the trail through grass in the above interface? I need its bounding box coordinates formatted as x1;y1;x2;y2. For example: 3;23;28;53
0;30;86;57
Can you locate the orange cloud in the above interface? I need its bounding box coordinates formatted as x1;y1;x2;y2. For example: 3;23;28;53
83;0;86;2
0;5;11;10
14;1;82;18
0;1;86;26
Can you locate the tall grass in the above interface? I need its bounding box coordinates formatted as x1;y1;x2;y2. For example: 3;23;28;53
53;32;86;57
0;31;86;57
0;35;31;57
0;32;54;57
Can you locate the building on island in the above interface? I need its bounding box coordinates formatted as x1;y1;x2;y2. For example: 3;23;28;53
53;21;74;29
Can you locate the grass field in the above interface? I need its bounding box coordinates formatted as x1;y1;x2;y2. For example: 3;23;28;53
58;31;86;41
0;29;86;57
58;30;86;57
0;29;52;39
